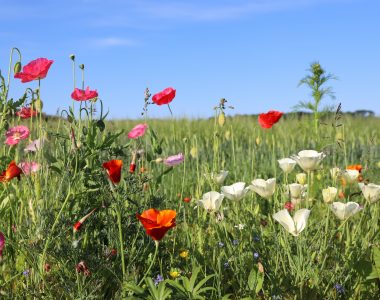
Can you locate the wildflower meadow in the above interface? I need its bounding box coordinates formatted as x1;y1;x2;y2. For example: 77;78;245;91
0;48;379;299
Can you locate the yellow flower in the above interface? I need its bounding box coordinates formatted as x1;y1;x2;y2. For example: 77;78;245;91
169;269;181;279
255;137;261;145
296;173;307;185
179;250;189;259
190;147;198;159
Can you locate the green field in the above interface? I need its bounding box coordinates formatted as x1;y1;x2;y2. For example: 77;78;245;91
1;53;380;299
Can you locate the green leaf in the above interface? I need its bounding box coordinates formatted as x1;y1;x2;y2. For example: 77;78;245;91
247;267;257;291
123;282;145;295
255;271;264;294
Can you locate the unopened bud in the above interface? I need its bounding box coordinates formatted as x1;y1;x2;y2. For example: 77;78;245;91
14;61;22;74
69;54;75;61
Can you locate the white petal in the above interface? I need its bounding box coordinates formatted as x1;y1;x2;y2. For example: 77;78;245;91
273;209;296;235
293;209;311;235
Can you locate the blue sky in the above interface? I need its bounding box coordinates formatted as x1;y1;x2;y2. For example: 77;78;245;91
1;0;379;119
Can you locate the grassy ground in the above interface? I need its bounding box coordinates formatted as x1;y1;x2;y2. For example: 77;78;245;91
0;109;379;299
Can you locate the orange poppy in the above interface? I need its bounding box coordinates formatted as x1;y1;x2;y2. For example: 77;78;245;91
136;208;176;241
102;160;123;184
346;164;362;173
0;161;23;182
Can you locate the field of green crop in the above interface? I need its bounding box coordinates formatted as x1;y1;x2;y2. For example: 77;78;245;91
0;50;380;299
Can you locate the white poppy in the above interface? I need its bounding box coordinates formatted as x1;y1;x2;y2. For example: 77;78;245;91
273;209;311;236
213;170;229;185
278;158;297;174
221;182;249;201
342;169;359;184
330;202;362;220
291;150;326;172
198;191;224;212
249;178;276;199
287;183;307;200
322;187;338;203
358;183;380;203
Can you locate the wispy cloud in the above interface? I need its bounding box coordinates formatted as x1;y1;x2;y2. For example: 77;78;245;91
90;37;139;48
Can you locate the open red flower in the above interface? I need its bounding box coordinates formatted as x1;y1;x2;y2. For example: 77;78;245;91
136;208;176;241
102;160;123;184
258;110;283;129
71;87;98;101
152;87;176;105
16;107;37;119
14;58;54;83
0;161;23;182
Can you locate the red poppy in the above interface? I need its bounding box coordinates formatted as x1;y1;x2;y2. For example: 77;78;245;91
103;160;123;184
14;58;54;83
0;161;23;182
16;107;37;119
71;87;98;101
183;197;191;203
284;201;295;212
152;87;176;105
136;208;176;241
258;110;283;129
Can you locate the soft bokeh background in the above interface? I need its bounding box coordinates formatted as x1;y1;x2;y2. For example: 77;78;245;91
0;0;379;118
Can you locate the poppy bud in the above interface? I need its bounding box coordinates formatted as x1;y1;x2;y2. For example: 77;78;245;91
218;112;226;127
32;99;43;111
44;263;51;272
225;130;231;140
14;61;22;74
255;137;261;145
69;54;75;61
73;221;82;232
155;158;163;163
129;163;136;173
79;64;84;70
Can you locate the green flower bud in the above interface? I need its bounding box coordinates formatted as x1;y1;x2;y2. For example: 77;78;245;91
14;61;22;74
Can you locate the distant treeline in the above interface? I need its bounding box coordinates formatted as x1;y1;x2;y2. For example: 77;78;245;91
235;110;376;119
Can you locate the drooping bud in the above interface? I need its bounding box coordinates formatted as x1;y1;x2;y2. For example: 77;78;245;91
69;54;75;61
14;61;22;74
32;99;43;112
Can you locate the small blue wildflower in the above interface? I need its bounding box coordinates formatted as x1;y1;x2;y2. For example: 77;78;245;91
253;235;260;242
254;252;259;259
154;274;164;286
232;239;239;246
23;269;30;276
334;283;345;294
223;262;229;269
218;242;224;248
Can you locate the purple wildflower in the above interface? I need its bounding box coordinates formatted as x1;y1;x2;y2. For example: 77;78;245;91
164;153;184;167
154;274;164;286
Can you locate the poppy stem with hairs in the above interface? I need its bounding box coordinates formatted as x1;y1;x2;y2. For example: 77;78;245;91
138;240;159;286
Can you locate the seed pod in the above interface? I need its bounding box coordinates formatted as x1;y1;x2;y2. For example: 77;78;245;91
218;112;226;127
14;61;22;74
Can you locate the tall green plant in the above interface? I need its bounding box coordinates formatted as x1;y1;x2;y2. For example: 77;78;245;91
296;62;337;141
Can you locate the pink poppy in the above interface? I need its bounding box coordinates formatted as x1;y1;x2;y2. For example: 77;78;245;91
127;123;148;139
18;162;40;175
24;138;43;152
0;232;4;258
16;107;38;119
5;126;30;145
152;87;176;105
258;110;283;129
164;153;184;167
14;58;54;83
71;87;98;101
